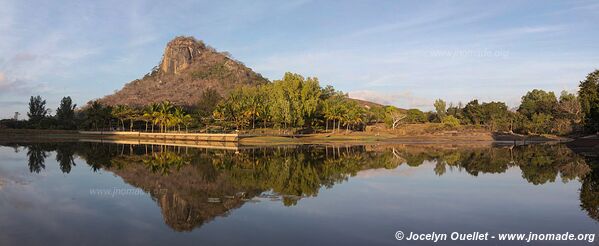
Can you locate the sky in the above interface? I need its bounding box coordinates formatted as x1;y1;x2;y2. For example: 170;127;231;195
1;0;598;118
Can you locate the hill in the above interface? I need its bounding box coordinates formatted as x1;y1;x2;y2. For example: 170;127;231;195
97;36;269;107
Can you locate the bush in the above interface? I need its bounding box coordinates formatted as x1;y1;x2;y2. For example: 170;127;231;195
442;115;461;129
191;63;231;79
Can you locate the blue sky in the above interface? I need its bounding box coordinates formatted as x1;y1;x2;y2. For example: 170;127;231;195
1;0;598;118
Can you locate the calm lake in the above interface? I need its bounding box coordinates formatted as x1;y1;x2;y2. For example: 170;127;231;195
0;141;598;245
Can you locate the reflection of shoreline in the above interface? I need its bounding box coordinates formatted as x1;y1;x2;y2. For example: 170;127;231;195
78;138;248;151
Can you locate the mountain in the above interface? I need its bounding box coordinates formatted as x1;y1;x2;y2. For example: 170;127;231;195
97;36;269;107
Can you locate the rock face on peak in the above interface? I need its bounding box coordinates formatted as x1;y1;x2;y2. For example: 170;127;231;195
98;36;268;107
160;37;205;75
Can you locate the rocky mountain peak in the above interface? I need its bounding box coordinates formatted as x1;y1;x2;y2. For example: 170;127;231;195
159;36;206;75
96;36;268;107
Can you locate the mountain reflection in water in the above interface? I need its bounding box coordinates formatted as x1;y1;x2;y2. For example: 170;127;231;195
3;142;599;232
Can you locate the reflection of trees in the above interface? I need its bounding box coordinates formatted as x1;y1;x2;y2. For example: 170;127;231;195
68;144;401;231
515;145;590;185
56;143;77;173
390;144;590;185
26;144;48;173
143;150;191;175
76;143;120;171
576;153;599;223
21;143;79;174
580;166;599;222
8;142;599;229
211;146;400;202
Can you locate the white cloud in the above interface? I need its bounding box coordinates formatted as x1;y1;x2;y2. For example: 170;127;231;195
477;25;566;41
349;90;432;109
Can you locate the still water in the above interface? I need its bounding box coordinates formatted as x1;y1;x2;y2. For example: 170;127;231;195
0;141;598;245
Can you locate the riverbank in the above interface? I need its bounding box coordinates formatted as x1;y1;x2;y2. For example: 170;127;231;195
0;128;569;145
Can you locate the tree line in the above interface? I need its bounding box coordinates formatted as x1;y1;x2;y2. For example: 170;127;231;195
2;69;599;135
385;69;596;135
424;89;582;135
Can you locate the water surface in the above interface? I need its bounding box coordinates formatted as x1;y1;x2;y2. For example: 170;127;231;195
0;141;597;245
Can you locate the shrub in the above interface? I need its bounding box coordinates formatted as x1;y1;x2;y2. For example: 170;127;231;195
442;115;461;129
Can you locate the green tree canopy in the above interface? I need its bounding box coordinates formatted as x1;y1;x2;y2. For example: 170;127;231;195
56;96;77;129
434;99;447;121
196;88;223;118
82;101;112;130
28;95;48;125
269;72;322;128
463;100;483;124
578;69;599;131
405;109;427;123
517;89;558;119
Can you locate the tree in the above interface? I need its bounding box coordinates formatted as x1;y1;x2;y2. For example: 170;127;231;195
213;87;253;130
517;89;557;119
300;77;322;127
182;114;194;132
578;69;599;132
82;101;111;130
385;106;406;129
515;89;560;134
255;85;271;128
243;86;267;129
155;101;174;132
196;88;223;118
342;100;365;131
172;107;186;132
126;108;141;131
405;109;427;123
28;95;48;126
480;101;510;131
554;91;582;134
56;96;77;129
269;72;322;128
366;105;386;124
434;99;447;121
446;102;464;121
112;105;131;131
463;100;483;125
528;113;553;134
558;91;582;121
143;103;159;132
322;93;345;132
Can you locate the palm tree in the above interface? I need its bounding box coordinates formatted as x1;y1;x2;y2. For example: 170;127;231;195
126;107;141;131
172;107;187;132
143;103;159;132
182;114;193;132
112;105;130;131
152;113;162;132
156;101;174;132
